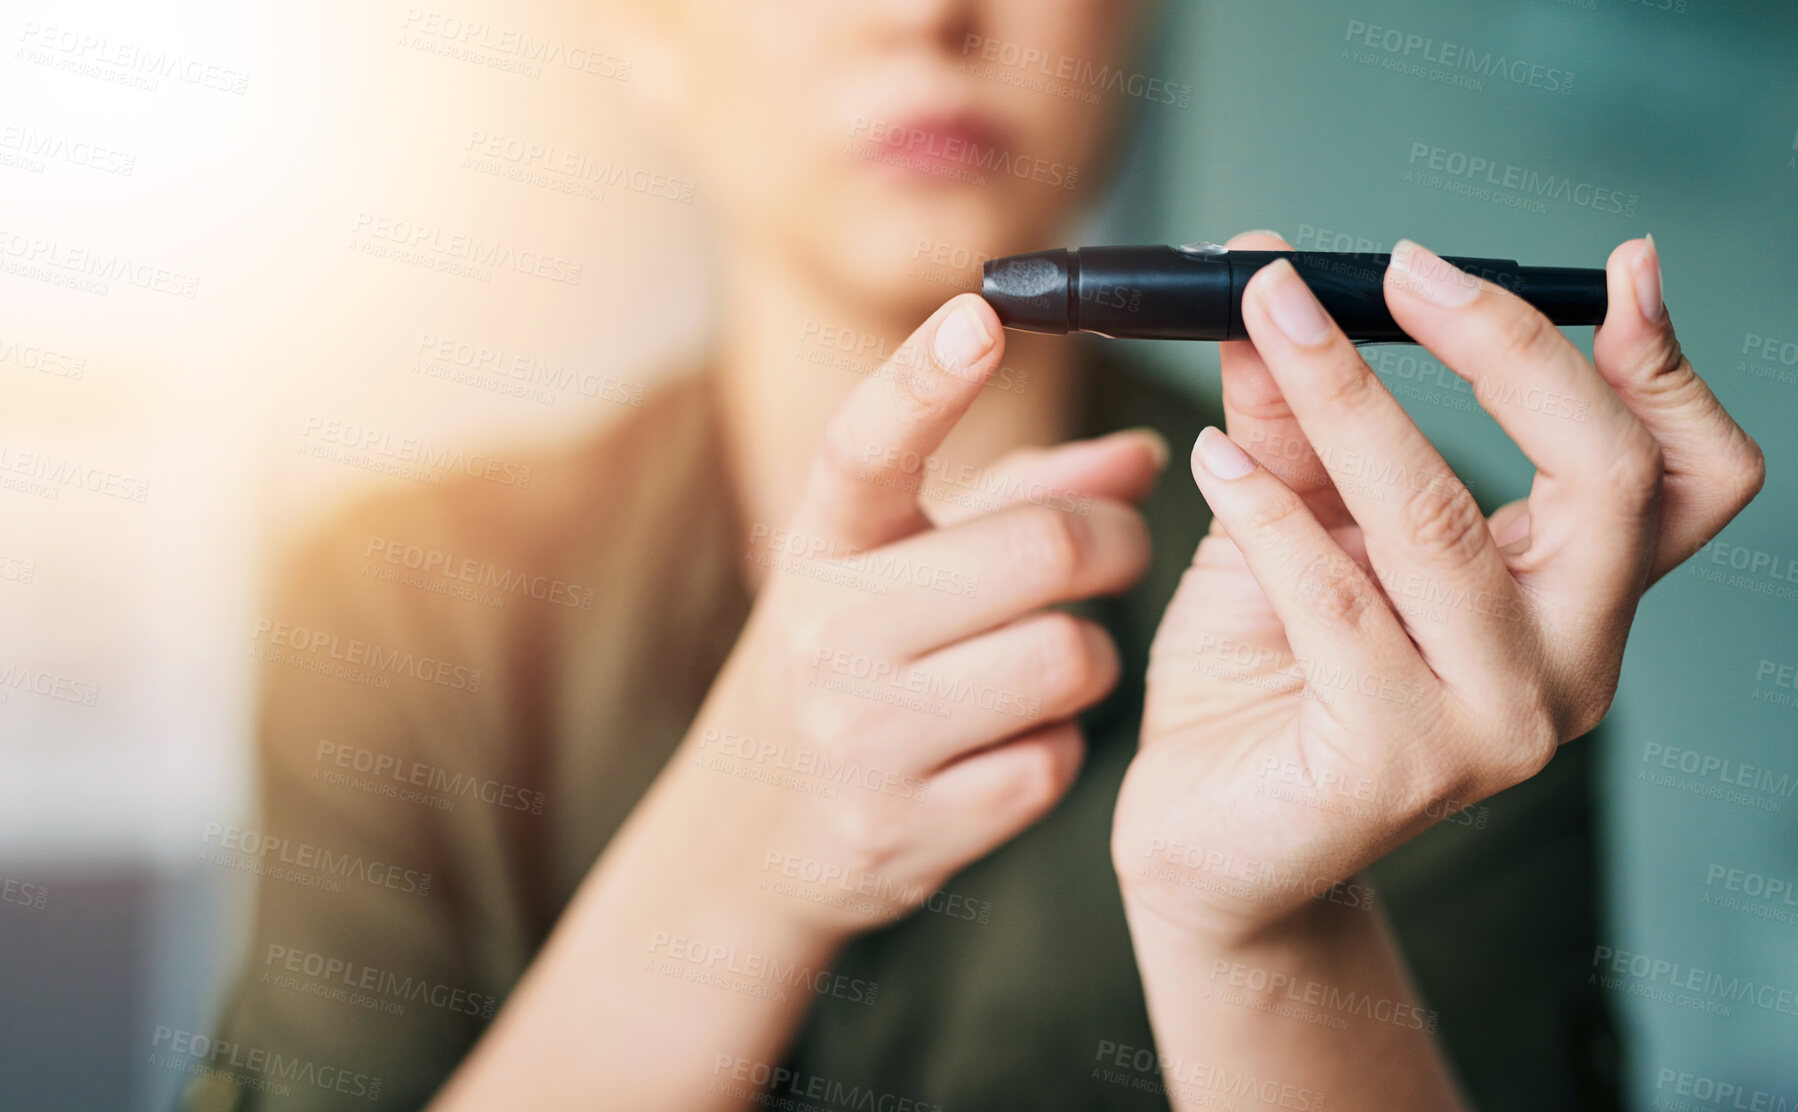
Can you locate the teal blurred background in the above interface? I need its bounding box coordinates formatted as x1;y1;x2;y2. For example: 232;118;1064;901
1106;1;1797;1104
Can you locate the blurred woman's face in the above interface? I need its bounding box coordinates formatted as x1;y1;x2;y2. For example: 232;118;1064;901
640;0;1144;313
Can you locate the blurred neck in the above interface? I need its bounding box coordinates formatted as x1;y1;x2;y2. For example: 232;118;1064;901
712;239;1080;542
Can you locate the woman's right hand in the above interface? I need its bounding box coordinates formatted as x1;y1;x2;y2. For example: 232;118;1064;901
435;295;1164;1110
668;293;1164;939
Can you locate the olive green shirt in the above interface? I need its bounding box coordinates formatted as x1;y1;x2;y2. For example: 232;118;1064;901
182;358;1617;1112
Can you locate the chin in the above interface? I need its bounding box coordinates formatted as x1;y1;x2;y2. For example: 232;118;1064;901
808;187;1047;315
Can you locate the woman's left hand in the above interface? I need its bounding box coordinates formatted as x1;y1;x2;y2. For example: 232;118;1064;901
1112;231;1764;942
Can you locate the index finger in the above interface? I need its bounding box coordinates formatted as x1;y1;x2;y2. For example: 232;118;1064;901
791;293;1005;551
1219;231;1355;536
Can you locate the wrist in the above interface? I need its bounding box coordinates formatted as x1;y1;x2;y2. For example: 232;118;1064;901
1119;876;1359;960
622;742;860;954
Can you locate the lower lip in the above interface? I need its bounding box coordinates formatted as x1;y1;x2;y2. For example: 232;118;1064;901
854;122;1004;183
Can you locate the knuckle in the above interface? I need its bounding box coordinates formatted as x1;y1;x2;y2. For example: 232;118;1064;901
1639;329;1688;385
1602;431;1664;503
1487;679;1564;787
1556;678;1617;745
891;351;953;421
1728;433;1768;508
1412;754;1476;823
793;694;855;749
1494;303;1565;368
1240;485;1310;541
1011;730;1082;813
786;612;838;668
1293;553;1381;628
1508;714;1561;784
1313;360;1386;420
1610;320;1690;393
832;805;909;877
1030;614;1099;702
1006;505;1087;583
817;417;893;490
1400;482;1489;571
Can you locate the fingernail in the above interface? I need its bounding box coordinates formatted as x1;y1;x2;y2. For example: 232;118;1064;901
1260;259;1333;346
1117;426;1169;469
933;300;994;372
1635;235;1664;323
1494;510;1531;549
1195;426;1256;480
1389;239;1480;309
1246;229;1284;241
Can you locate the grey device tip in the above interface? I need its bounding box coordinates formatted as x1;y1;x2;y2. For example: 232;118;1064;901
981;250;1072;333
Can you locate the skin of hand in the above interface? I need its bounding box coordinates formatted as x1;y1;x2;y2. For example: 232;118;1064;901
689;291;1165;936
1112;230;1766;943
433;292;1169;1111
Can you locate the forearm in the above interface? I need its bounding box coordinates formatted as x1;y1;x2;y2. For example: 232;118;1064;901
1121;891;1466;1112
431;750;841;1110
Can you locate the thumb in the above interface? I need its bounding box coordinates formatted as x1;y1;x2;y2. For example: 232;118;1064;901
1592;236;1765;581
790;293;1005;552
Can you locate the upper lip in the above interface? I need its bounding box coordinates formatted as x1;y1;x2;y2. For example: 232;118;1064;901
874;108;1012;158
